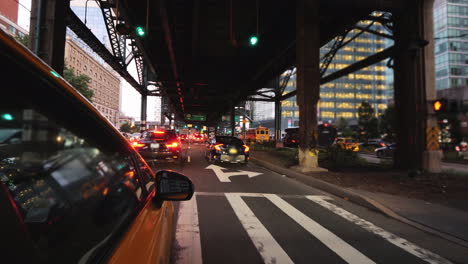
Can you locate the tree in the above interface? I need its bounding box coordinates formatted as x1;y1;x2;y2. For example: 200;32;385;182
14;34;29;47
63;65;94;101
379;105;396;142
357;101;379;140
120;123;132;133
337;117;348;131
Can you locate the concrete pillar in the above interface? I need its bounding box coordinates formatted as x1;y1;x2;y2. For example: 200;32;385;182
295;0;322;172
393;0;441;172
29;0;69;74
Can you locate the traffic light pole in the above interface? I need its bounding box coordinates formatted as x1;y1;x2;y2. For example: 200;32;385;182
393;0;441;172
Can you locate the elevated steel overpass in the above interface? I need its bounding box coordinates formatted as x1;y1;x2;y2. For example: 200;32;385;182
28;0;440;172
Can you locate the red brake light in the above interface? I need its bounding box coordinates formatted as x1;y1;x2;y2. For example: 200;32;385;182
243;145;250;152
166;142;179;148
456;146;461;152
380;142;385;147
214;144;223;151
132;141;145;148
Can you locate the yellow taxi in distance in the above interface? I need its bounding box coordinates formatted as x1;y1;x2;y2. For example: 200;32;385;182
334;137;360;152
0;28;193;264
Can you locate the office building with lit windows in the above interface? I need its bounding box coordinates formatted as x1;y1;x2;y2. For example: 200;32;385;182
280;20;392;130
434;0;468;90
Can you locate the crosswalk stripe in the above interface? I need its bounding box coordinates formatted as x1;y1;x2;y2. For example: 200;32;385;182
306;196;453;264
175;194;203;264
225;193;294;264
265;194;375;264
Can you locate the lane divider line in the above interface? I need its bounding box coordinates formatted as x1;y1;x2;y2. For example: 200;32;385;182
265;194;376;264
174;194;203;264
306;196;452;264
225;193;294;264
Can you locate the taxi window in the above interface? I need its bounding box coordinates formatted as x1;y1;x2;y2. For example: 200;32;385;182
0;107;144;263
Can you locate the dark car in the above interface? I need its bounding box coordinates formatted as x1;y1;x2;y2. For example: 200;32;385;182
206;136;250;164
375;143;397;158
133;129;185;163
283;128;299;147
0;29;193;264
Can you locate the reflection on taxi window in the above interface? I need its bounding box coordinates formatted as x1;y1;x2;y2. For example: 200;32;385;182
0;108;144;263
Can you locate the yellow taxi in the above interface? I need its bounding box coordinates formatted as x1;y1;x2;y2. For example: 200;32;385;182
0;28;193;263
333;137;360;152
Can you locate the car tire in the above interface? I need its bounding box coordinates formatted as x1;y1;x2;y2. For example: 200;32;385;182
206;153;214;163
177;155;185;164
376;151;383;158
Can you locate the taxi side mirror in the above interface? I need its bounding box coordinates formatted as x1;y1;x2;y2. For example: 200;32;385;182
154;170;194;201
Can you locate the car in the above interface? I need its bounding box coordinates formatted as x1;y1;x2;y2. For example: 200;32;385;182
375;143;397;158
205;136;250;164
333;137;360;151
192;134;204;143
179;134;188;142
0;28;194;263
362;138;387;149
132;129;185;163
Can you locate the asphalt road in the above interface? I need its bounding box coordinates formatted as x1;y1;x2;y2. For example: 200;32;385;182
152;144;468;264
359;153;468;173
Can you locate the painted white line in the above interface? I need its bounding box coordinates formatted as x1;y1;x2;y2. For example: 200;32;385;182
306;196;452;264
174;195;202;264
265;194;375;264
195;192;321;199
225;193;294;264
187;156;191;163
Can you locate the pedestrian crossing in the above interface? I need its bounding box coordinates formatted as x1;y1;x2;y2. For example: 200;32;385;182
174;192;453;264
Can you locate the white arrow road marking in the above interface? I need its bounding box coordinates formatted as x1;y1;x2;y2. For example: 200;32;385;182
225;193;294;264
205;164;262;182
306;196;453;264
265;194;376;264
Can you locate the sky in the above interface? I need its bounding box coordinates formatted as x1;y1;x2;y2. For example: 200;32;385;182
17;0;159;121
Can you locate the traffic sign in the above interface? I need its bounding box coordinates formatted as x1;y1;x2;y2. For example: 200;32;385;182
185;114;206;121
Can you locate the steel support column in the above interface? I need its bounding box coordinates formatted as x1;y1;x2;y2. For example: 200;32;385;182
141;65;148;132
141;95;147;132
230;107;235;137
273;76;282;145
393;0;440;171
29;0;69;74
295;0;322;172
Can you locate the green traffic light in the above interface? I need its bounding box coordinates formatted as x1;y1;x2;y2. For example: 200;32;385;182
1;113;13;121
249;35;258;46
136;26;146;37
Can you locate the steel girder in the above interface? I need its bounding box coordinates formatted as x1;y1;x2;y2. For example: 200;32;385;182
96;0;147;90
97;0;125;63
66;9;144;93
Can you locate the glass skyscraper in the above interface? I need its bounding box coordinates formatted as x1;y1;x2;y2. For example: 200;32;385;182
280;19;393;130
434;0;468;90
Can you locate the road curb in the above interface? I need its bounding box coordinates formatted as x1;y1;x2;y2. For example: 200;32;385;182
250;157;468;249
